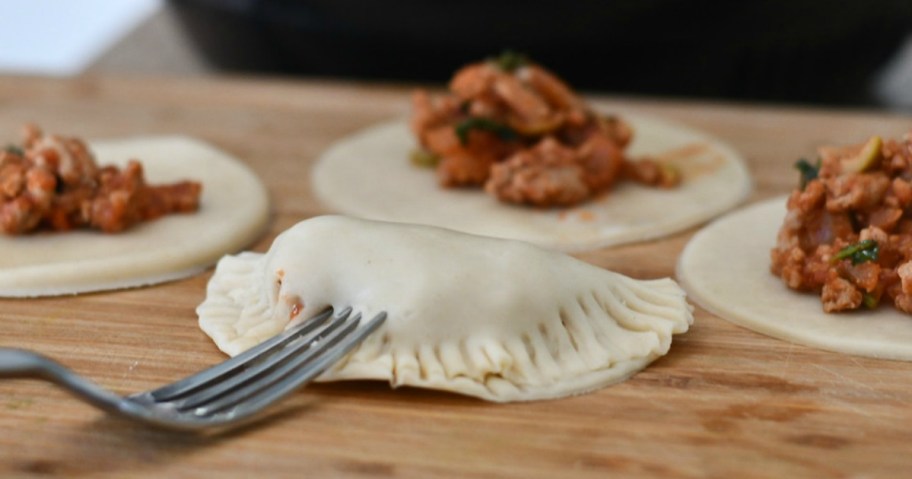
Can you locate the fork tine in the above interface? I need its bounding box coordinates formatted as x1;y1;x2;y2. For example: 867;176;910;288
149;307;349;401
172;311;353;410
187;312;362;415
194;313;386;418
212;312;387;422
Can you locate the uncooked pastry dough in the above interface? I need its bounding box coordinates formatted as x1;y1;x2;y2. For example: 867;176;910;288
677;197;912;360
312;115;751;252
198;215;693;402
0;136;270;297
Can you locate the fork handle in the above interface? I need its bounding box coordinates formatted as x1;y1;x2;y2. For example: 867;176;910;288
0;347;123;412
0;348;54;378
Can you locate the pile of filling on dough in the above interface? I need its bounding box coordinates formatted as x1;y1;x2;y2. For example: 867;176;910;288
0;124;201;234
771;131;912;313
410;52;680;207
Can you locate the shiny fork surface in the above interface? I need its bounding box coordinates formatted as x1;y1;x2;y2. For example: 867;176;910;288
0;307;386;430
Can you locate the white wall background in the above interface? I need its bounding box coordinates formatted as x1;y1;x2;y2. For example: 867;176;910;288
0;0;162;76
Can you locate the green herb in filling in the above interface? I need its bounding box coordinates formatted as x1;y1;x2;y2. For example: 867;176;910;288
491;50;529;72
794;158;820;190
455;117;517;145
4;145;23;156
410;149;440;168
862;292;880;309
834;239;879;265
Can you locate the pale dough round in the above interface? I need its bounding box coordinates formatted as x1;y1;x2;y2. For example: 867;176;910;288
312;116;752;252
677;196;912;360
0;136;270;297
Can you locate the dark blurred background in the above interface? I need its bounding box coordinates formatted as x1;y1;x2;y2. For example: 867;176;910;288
99;0;912;109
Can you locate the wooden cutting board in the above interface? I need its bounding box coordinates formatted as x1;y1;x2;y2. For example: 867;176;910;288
1;75;911;478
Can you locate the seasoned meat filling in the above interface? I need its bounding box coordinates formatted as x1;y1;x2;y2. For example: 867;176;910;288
770;132;912;313
411;52;680;207
0;124;201;234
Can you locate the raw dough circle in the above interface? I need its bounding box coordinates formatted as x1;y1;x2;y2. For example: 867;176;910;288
0;136;270;297
677;196;912;360
312;116;752;252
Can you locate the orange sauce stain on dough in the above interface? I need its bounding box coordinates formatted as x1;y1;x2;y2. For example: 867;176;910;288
286;294;304;320
556;209;595;222
577;210;595;222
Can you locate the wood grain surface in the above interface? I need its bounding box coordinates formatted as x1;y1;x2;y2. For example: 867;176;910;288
1;75;911;478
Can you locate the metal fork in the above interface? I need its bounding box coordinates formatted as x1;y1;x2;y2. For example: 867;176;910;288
0;307;385;430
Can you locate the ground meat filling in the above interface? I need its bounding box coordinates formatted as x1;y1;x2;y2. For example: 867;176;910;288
0;124;201;234
770;131;912;313
411;52;681;207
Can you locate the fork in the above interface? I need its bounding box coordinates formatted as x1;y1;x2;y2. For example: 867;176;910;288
0;307;386;430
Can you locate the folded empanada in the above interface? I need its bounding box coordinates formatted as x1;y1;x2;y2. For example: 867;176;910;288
198;216;693;401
